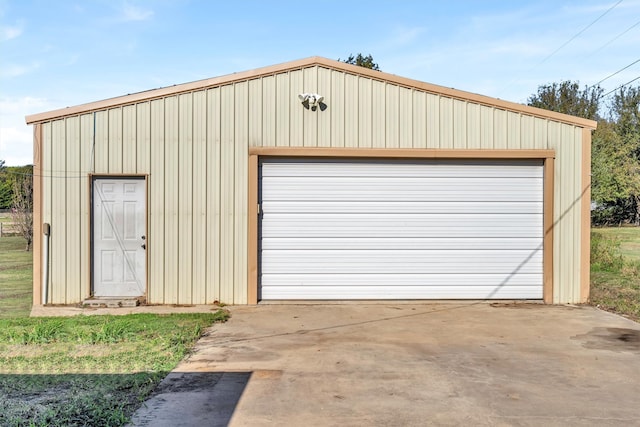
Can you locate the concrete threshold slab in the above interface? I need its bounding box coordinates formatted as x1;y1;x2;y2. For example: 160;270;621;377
30;304;224;317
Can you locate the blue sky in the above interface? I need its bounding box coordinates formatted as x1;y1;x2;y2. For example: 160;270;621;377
1;0;639;165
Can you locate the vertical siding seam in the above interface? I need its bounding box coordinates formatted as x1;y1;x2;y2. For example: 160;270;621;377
190;93;195;304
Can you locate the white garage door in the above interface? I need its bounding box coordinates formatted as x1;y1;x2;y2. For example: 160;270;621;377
259;159;544;300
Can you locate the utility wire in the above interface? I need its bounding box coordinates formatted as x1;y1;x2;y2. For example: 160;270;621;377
587;18;640;57
590;57;640;88
534;0;624;67
602;75;640;98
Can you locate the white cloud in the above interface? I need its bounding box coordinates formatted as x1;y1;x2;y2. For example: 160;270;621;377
0;97;52;166
121;2;154;22
0;61;40;78
0;20;23;41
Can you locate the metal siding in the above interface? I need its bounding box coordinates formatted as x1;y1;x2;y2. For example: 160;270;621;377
453;100;467;148
206;88;222;303
289;71;303;146
317;67;332;147
275;73;290;147
234;82;248;304
358;77;372;148
399;88;412;148
149;99;165;303
94;111;109;173
344;74;358;147
123;105;136;173
493;109;508;148
426;94;439;148
508;111;521;149
42;123;52;301
79;114;92;299
260;159;544;300
51;120;66;303
249;79;263;148
108;108;123;173
192;91;207;303
303;67;318;147
480;106;494;149
466;103;481;149
439;97;453;148
330;70;345;148
65;117;81;303
164;96;179;304
385;84;399;148
178;93;193;304
372;80;386;148
412;91;426;149
220;85;235;303
136;102;150;173
262;76;276;147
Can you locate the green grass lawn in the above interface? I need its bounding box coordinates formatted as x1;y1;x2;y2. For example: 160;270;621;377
591;227;640;322
0;236;229;426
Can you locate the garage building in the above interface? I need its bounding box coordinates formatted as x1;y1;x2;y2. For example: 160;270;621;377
25;57;597;306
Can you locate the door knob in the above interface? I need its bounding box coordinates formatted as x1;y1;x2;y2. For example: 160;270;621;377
141;244;146;250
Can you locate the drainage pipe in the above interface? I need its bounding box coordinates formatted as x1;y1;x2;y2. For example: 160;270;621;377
42;223;50;305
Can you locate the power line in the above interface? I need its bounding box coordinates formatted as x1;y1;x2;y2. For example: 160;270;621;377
587;18;640;57
535;0;623;67
590;57;640;87
602;75;640;98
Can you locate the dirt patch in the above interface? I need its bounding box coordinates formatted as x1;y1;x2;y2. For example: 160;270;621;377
572;327;640;353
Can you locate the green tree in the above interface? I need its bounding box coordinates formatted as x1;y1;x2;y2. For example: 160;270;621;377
341;53;380;71
0;160;10;209
527;81;602;120
9;165;34;251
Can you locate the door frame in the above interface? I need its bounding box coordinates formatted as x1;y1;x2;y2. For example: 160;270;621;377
247;148;556;304
89;174;149;299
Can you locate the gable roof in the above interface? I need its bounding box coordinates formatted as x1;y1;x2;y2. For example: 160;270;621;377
25;56;597;129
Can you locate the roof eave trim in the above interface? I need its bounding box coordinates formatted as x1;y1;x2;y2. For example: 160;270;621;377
25;56;597;129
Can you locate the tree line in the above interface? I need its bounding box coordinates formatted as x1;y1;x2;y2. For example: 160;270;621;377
527;82;640;225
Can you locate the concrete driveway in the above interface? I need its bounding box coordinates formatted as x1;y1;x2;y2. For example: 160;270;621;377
130;303;640;426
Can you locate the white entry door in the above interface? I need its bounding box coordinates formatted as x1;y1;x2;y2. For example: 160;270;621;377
93;178;146;297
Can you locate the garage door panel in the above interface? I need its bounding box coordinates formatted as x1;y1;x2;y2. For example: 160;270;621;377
261;273;543;287
262;237;543;250
262;201;544;214
262;177;543;202
261;285;543;300
261;160;544;178
260;158;544;300
262;249;542;274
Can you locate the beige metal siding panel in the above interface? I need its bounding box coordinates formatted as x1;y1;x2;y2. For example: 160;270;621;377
51;120;66;303
94;111;109;173
493;109;508;149
136;102;151;173
289;71;303;146
79;114;92;299
42;122;52;301
439;97;453;148
520;114;534;149
344;74;358;148
330;70;345;147
192;91;207;304
385;84;399;148
262;76;276;147
178;93;193;304
164;96;179;304
372;80;386;148
108;108;123;173
317;67;332;147
276;73;290;147
206;88;222;303
534;118;548;149
467;103;481;148
399;88;412;148
65;117;81;303
412;91;426;149
249;79;263;147
358;77;372;148
123;105;137;173
149;99;165;303
508;112;521;149
453;100;467;148
234;83;249;304
220;85;235;303
480;106;494;149
303;67;318;147
548;121;564;303
426;94;439;148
